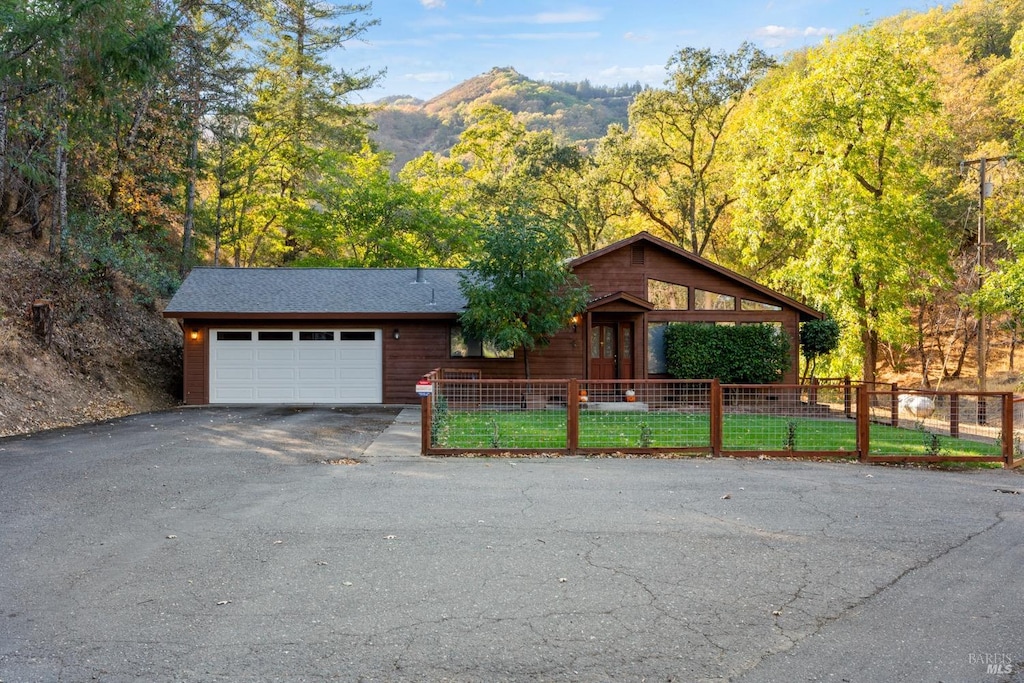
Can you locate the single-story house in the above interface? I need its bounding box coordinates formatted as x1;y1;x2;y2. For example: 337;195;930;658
163;231;822;404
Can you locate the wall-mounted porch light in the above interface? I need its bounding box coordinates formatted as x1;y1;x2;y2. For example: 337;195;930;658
392;328;401;340
570;315;582;333
190;328;200;341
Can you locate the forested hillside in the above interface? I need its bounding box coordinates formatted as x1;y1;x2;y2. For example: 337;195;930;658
1;0;1023;435
369;67;639;171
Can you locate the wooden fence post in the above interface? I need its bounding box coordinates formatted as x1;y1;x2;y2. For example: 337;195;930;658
949;393;959;439
857;384;870;462
843;376;852;418
567;379;579;455
1002;393;1013;466
710;379;723;456
890;384;899;428
421;393;432;456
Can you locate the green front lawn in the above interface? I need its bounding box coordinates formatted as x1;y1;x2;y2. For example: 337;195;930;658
431;408;1003;457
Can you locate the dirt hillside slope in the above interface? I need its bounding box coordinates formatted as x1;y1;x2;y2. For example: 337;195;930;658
0;239;182;437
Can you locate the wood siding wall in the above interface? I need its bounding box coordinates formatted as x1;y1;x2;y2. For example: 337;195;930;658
182;320;209;404
574;244;803;383
180;318;586;405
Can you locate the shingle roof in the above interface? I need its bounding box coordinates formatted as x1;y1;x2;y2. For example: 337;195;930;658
164;267;468;317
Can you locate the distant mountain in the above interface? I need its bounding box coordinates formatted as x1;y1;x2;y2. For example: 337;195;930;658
369;67;642;172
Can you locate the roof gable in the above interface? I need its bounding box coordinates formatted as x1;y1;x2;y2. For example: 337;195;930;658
587;291;655;312
570;231;821;320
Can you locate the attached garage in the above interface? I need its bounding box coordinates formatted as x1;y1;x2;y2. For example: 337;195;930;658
209;329;382;404
162;267;468;405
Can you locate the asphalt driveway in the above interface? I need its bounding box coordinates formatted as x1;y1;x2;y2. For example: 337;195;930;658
1;406;1023;682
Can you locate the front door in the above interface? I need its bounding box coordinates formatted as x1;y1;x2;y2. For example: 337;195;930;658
591;324;617;379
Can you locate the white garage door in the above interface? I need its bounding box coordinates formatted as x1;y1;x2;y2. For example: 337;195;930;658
209;329;382;404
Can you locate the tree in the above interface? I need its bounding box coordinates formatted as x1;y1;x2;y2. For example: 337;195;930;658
292;144;476;267
240;0;380;264
732;27;952;384
459;215;589;378
800;318;841;382
604;43;774;255
173;0;258;275
402;103;629;257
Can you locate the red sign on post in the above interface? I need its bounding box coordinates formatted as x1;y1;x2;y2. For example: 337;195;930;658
415;379;433;397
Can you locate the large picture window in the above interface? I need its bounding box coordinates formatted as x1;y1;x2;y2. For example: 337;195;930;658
694;289;735;310
450;325;514;359
647;322;668;374
741;299;782;312
648;279;689;310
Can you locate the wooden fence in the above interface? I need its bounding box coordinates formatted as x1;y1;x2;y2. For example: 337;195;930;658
419;371;1023;467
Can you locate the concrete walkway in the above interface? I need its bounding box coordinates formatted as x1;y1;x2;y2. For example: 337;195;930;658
361;405;422;459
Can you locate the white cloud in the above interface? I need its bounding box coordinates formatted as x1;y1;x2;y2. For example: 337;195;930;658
623;31;652;43
420;0;446;8
753;25;835;48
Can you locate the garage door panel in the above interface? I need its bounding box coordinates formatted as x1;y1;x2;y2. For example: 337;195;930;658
255;367;298;382
213;366;256;382
253;384;298;402
212;346;256;363
296;367;341;382
296;347;339;364
209;329;381;404
255;347;297;363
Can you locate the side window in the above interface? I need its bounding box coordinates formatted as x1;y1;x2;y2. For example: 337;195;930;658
450;325;513;359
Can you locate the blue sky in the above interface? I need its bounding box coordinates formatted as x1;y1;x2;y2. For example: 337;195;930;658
343;0;940;101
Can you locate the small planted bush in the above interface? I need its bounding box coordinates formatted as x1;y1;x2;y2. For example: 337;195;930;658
664;323;790;383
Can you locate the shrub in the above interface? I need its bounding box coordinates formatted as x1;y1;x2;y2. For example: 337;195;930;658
664;323;790;383
67;210;180;305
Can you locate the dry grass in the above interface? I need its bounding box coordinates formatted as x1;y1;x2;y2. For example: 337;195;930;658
0;236;181;437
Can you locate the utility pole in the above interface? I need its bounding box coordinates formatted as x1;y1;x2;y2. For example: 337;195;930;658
959;154;1014;424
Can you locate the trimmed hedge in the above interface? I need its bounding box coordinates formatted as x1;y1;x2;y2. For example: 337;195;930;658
664;323;791;383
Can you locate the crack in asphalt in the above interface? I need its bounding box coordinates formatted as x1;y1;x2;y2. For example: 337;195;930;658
733;508;1013;678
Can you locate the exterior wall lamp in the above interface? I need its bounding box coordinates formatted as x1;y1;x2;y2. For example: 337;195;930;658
190;328;199;341
570;315;582;333
393;328;401;340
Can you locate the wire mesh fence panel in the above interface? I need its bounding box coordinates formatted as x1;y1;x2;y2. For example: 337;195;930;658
866;391;1005;459
430;380;568;450
1015;399;1024;462
577;380;710;450
721;385;856;454
423;374;1019;461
